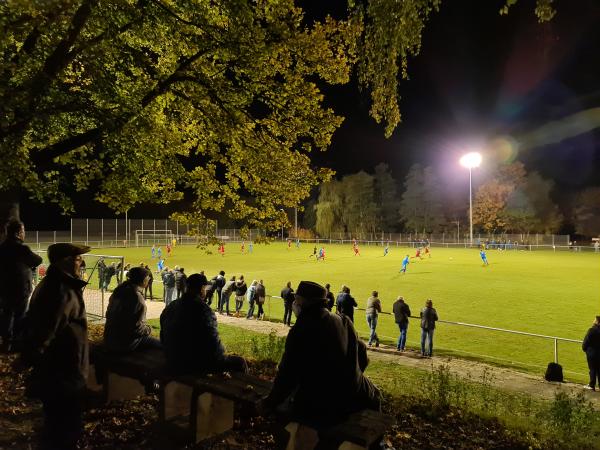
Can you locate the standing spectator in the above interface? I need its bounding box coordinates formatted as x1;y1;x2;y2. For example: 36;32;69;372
420;299;438;357
234;275;247;317
20;243;90;450
336;285;357;322
204;279;217;306
104;267;161;353
392;296;411;351
281;282;295;326
143;264;154;300
160;274;248;375
246;280;258;319
365;291;381;347
324;283;335;311
213;270;226;309
263;281;381;427
103;262;117;291
97;259;106;289
174;266;187;299
582;316;600;390
219;275;236;315
0;219;42;352
162;268;176;306
79;258;87;280
256;279;266;320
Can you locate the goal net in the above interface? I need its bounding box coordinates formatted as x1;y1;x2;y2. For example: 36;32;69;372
135;229;174;247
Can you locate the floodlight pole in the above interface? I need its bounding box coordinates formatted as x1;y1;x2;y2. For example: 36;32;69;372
468;166;473;246
294;207;298;238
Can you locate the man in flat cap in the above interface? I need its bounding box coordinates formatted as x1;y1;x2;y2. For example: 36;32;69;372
264;280;381;427
0;219;42;352
104;266;161;353
20;242;90;450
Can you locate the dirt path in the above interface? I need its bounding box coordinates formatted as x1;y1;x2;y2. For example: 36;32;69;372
144;301;600;405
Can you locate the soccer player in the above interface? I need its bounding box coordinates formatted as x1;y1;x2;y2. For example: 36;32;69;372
413;247;422;260
480;249;489;265
249;242;254;253
151;244;156;258
318;247;325;261
353;244;360;256
425;245;431;258
157;257;165;272
157;246;162;259
218;243;225;257
400;255;410;273
296;238;300;249
287;239;292;250
241;241;245;253
383;243;389;256
166;243;172;256
309;245;317;258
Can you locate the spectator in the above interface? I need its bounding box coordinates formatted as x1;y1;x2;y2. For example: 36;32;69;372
246;280;258;319
365;291;381;347
219;275;236;315
0;219;42;352
143;264;153;300
103;262;117;291
97;259;106;289
174;266;187;299
103;267;161;353
281;281;295;326
336;285;357;322
160;274;248;375
204;279;217;306
420;299;438;357
392;296;411;351
256;279;266;320
213;270;226;310
324;283;335;311
582;316;600;390
263;281;381;427
20;243;90;450
162;268;176;305
234;275;247;317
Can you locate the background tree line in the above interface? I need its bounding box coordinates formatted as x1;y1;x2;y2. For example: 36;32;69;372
311;161;600;238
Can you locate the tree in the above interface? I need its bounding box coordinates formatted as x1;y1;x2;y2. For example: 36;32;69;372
315;180;344;237
340;171;378;236
399;164;444;233
521;172;562;233
373;163;399;231
574;187;600;238
0;0;359;231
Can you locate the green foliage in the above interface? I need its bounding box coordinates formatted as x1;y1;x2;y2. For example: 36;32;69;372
546;390;596;445
249;330;286;364
574;187;600;238
399;163;445;233
0;0;360;230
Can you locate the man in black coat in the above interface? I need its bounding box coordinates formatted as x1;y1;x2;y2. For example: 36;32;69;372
20;243;90;450
0;219;42;351
104;267;161;353
264;281;381;427
583;316;600;390
280;281;295;326
160;273;247;375
392;296;411;351
336;285;357;322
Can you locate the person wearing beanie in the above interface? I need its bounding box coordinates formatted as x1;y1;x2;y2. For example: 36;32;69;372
19;242;90;449
104;266;161;353
263;280;381;427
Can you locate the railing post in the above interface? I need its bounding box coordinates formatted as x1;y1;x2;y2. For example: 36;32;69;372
554;338;558;364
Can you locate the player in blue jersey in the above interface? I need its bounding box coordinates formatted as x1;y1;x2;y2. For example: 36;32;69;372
400;255;410;273
480;249;489;265
383;243;389;256
157;257;165;272
151;244;156;258
157;246;162;259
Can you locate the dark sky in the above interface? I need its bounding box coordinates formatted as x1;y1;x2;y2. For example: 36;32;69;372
310;0;600;194
22;0;600;228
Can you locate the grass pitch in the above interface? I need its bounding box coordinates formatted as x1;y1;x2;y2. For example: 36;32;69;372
96;242;599;382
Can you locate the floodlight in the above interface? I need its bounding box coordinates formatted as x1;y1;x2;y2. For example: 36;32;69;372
459;152;482;169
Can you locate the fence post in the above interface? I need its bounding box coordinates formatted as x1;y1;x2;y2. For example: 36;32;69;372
86;219;89;246
54;231;56;244
115;218;117;246
101;219;104;247
554;338;558;364
70;218;73;243
36;231;39;248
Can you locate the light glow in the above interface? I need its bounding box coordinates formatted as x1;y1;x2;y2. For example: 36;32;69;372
459;152;482;169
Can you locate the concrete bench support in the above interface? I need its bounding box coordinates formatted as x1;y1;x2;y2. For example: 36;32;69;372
105;372;146;402
192;392;235;442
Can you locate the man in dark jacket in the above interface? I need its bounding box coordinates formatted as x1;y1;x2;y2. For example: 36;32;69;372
281;281;295;326
103;267;161;353
264;281;381;427
336;285;357;322
0;219;42;351
324;283;335;311
160;273;247;375
234;275;247;317
20;243;90;450
583;316;600;390
97;258;106;289
212;270;226;309
174;266;187;299
392;296;411;351
420;299;438;357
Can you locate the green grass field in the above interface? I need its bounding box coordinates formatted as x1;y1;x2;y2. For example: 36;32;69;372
95;242;599;382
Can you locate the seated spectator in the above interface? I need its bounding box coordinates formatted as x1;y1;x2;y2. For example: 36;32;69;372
103;267;161;353
264;281;381;427
160;273;247;375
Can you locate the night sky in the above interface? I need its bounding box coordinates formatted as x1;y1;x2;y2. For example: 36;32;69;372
21;0;600;229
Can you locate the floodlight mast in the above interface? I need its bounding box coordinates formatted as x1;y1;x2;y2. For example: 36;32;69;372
460;152;482;246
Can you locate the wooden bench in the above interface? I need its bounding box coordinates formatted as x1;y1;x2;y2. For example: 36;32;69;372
159;372;272;443
283;409;395;450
